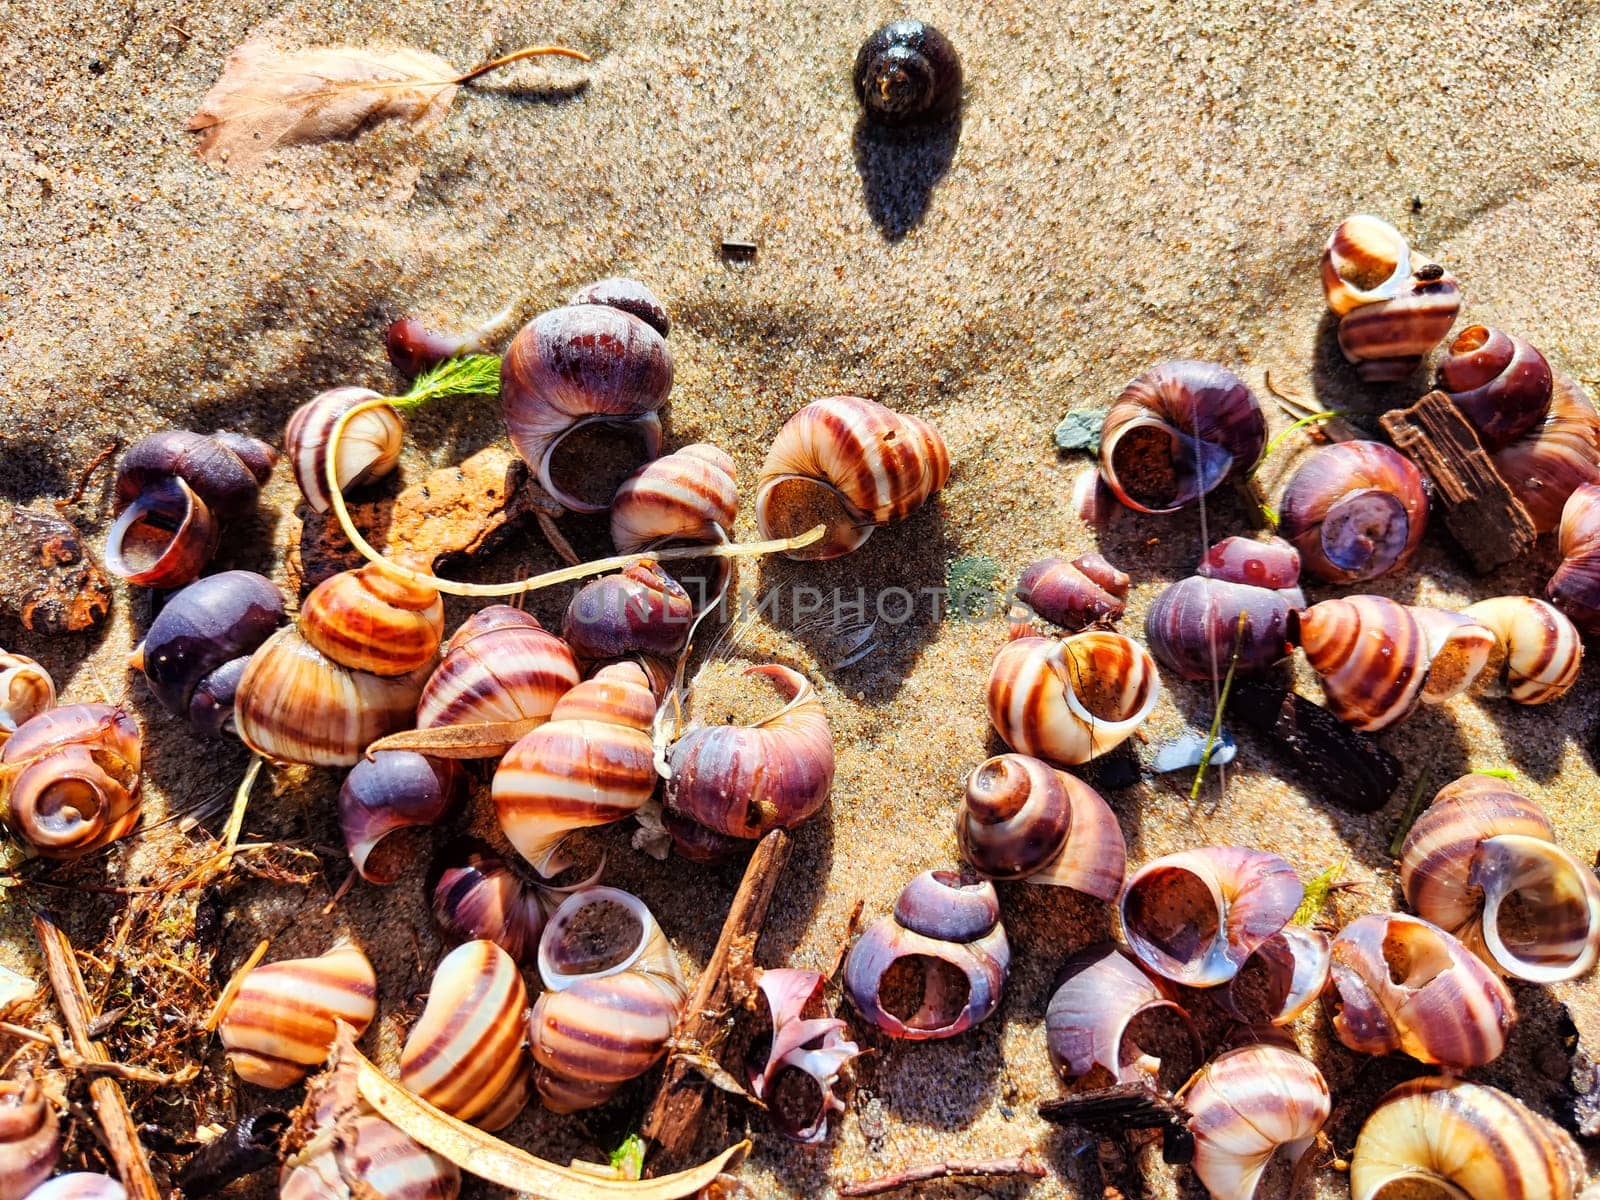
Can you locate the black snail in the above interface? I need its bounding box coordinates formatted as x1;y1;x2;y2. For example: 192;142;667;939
853;20;962;126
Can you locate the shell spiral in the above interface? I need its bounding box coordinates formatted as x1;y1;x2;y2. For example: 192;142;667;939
0;1078;61;1200
300;565;444;677
0;651;54;745
217;943;378;1088
284;387;404;514
1459;596;1581;705
429;839;550;968
1437;325;1553;451
1183;1045;1330;1200
986;633;1161;765
1278;441;1428;583
0;703;142;859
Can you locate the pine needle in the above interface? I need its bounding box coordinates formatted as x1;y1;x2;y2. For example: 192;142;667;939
390;353;502;409
1190;610;1249;801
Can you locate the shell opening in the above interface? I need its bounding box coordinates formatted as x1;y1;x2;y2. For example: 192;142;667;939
1105;420;1234;512
1121;865;1220;973
540;414;664;514
1363;1178;1470;1200
1119;1007;1202;1093
1382;921;1452;989
104;476;214;582
1329;215;1410;300
538;887;650;984
875;953;971;1032
1473;834;1600;980
1057;636;1158;726
1320;489;1409;576
756;474;872;560
1222;950;1292;1025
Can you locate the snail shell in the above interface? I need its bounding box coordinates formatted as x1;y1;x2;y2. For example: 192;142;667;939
1014;553;1129;632
501;288;673;514
300;565;444;677
610;444;737;553
1320;214;1462;382
284;387;405;514
1459;596;1582;705
1493;374;1600;534
400;940;531;1130
957;753;1126;899
492;662;658;876
568;278;670;336
664;664;835;848
1350;1077;1585;1200
1217;924;1331;1027
530;887;687;1112
0;1077;61;1200
1044;946;1201;1090
1098;361;1266;514
1196;535;1304;596
338;751;465;885
1181;1045;1330;1200
1145;576;1293;681
429;839;550;968
130;570;286;735
1328;912;1515;1068
853;19;962;125
1437;325;1553;451
233;626;430;767
1546;480;1600;633
1278;441;1428;583
415;606;580;746
23;1177;126;1200
0;703;141;859
561;561;695;662
748;968;861;1144
217;943;378;1088
1118;846;1304;987
280;1109;460;1200
986;633;1161;765
0;651;54;745
843;870;1011;1040
755;396;951;560
1400;774;1600;983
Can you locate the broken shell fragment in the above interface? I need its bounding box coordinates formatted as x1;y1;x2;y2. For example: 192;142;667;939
1044;945;1201;1090
1459;595;1582;705
1014;553;1129;632
22;1177;126;1200
747;968;861;1144
339;751;466;885
1217;924;1331;1027
429;839;552;969
0;702;142;859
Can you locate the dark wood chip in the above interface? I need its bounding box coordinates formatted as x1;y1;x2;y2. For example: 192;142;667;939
1230;681;1401;812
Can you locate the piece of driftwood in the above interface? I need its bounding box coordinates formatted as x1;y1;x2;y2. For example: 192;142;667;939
1039;1083;1194;1165
1379;390;1536;572
33;911;162;1200
837;1153;1047;1197
642;829;793;1169
1230;681;1402;813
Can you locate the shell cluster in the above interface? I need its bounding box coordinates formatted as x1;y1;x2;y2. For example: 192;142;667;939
1320;214;1461;380
0;703;142;859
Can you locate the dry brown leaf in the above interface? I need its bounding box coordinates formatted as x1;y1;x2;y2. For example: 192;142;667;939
363;717;544;759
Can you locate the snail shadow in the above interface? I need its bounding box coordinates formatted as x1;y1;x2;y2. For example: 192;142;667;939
0;436;76;503
1309;311;1430;426
852;111;961;243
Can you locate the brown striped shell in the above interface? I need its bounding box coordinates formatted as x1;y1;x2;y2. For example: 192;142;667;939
0;703;142;860
491;663;658;877
1014;553;1129;632
755;395;951;560
0;1078;61;1200
0;651;54;746
1400;774;1600;983
1350;1077;1585;1200
1493;374;1600;533
529;887;687;1112
284;387;405;514
400;940;530;1131
957;753;1125;898
1181;1045;1330;1200
1437;325;1553;450
300;565;444;677
1278;441;1428;583
1328;912;1515;1069
986;633;1161;765
217;944;378;1088
279;1110;460;1200
1547;480;1600;633
1459;596;1582;705
1320;214;1461;381
1044;945;1200;1090
611;443;738;553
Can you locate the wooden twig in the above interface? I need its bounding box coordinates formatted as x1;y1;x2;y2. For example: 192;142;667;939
33;911;162;1200
642;829;793;1168
55;439;120;509
838;1153;1047;1197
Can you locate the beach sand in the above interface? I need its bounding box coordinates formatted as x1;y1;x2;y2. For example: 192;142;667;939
3;0;1599;1195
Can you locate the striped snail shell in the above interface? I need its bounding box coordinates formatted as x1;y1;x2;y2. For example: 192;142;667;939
1118;846;1303;987
1437;325;1553;450
129;570;286;735
1278;441;1428;583
1320;214;1462;382
1294;596;1496;731
755;395;951;560
23;1177;125;1200
1459;596;1582;705
217;943;378;1088
105;430;276;588
568;277;670;337
1146;535;1303;680
400;940;531;1130
0;1077;61;1200
280;1110;459;1200
1546;480;1600;633
986;632;1161;765
747;968;861;1144
1493;374;1600;533
1044;945;1201;1090
0;703;141;860
1098;360;1266;514
501;283;673;514
1328;912;1515;1069
0;651;54;746
1014;552;1129;632
530;887;687;1112
1217;923;1330;1027
957;753;1125;899
1351;1077;1585;1200
284;387;405;514
611;444;737;553
1181;1045;1330;1200
664;664;835;850
492;662;658;877
300;565;444;677
338;751;466;885
1400;774;1600;983
233;626;430;767
843;871;1011;1040
429;839;551;968
562;561;695;661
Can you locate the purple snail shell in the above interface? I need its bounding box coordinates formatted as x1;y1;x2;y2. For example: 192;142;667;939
561;560;695;661
284;387;405;514
1014;552;1129;631
1195;534;1304;602
0;652;55;746
1278;440;1428;584
0;703;141;860
0;1077;61;1200
1118;846;1303;987
501;285;673;514
1494;374;1600;534
665;664;835;851
1045;945;1201;1090
1098;360;1266;514
843;870;1010;1041
429;839;551;968
130;570;287;736
1437;325;1553;451
1328;912;1515;1068
1320;214;1462;382
1181;1045;1330;1200
339;751;465;885
1547;481;1600;633
1217;924;1331;1027
1145;576;1293;681
986;632;1161;765
22;1177;126;1200
853;19;962;126
569;277;671;337
957;753;1125;899
105;430;276;588
747;968;862;1144
1459;596;1582;705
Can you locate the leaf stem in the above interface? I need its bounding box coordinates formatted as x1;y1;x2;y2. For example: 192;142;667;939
1190;609;1249;801
455;45;592;86
1388;771;1434;857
